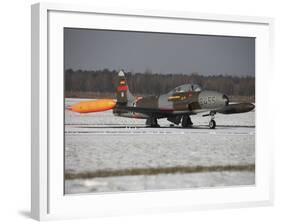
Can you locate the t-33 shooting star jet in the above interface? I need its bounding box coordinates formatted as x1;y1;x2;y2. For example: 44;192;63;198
69;71;255;129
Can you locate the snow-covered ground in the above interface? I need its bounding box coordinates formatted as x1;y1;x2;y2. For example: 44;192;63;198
65;172;255;194
64;98;255;194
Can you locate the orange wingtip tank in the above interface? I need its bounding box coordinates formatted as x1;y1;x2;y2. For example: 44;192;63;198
68;99;116;113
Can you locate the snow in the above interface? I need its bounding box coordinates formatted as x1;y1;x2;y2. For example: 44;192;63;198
65;172;255;194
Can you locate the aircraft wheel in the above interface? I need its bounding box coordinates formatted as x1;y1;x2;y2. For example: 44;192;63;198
151;119;160;128
209;120;216;129
152;123;160;128
182;115;193;128
146;117;160;128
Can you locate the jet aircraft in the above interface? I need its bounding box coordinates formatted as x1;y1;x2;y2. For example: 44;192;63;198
69;70;255;129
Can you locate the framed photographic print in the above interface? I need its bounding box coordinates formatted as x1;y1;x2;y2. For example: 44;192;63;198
31;2;274;221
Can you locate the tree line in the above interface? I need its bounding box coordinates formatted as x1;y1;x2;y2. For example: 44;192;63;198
65;69;255;100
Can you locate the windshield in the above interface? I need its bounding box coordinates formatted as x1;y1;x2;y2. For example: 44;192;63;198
169;84;202;94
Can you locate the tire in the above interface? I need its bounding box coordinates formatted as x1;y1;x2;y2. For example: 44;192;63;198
209;120;216;129
182;115;193;128
146;117;160;128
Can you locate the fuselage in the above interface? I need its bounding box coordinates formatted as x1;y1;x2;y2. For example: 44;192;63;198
113;88;229;119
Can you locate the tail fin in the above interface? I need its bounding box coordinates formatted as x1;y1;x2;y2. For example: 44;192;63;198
116;70;134;105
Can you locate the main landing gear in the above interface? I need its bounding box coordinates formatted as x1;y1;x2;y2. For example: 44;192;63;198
182;115;193;128
146;117;160;127
146;113;216;129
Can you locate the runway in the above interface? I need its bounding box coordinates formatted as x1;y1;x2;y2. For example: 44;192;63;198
65;122;255;137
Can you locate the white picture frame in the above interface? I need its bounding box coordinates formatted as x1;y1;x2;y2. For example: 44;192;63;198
31;2;274;221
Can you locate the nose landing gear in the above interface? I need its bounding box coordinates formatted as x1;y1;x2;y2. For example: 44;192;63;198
203;112;216;129
208;112;216;129
209;119;216;129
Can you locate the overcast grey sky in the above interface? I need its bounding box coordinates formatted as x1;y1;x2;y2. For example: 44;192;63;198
64;28;255;76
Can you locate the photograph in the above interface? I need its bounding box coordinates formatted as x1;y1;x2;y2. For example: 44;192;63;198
63;28;255;194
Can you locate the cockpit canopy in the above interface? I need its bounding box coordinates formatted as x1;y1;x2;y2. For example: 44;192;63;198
169;84;202;94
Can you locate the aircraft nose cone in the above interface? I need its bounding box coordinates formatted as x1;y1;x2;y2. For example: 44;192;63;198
247;103;255;111
241;103;255;112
